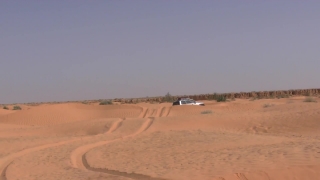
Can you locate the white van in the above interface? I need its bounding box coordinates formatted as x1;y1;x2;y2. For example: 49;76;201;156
172;98;205;106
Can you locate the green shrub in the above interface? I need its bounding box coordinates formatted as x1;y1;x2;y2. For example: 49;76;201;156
163;92;174;102
207;93;216;100
3;106;9;110
13;106;22;110
209;93;227;102
99;100;113;105
212;93;218;100
216;95;227;102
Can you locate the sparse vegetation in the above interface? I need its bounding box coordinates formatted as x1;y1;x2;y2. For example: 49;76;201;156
76;89;320;104
13;106;22;110
305;92;312;96
25;103;40;106
274;94;289;99
304;97;317;103
250;97;258;101
207;93;216;100
163;92;174;102
3;106;9;110
99;100;113;105
280;94;290;98
81;101;89;104
208;93;227;102
201;110;213;114
263;103;274;108
215;94;227;102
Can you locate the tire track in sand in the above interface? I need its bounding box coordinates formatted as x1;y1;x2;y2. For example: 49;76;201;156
139;106;171;118
0;162;12;180
70;116;169;180
0;136;81;180
106;118;124;134
0;118;124;180
139;107;149;118
235;173;249;180
157;107;165;117
160;107;171;117
70;117;155;171
82;152;167;180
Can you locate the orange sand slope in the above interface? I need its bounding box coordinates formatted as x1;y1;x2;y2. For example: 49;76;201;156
0;97;320;180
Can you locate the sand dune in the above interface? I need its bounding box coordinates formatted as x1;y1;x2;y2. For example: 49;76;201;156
0;103;141;126
0;97;320;180
0;109;15;116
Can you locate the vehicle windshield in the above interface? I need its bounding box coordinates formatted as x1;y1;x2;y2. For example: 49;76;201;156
185;100;193;104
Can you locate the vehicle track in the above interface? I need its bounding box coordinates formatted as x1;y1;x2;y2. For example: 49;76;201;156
150;109;157;117
70;117;155;171
235;173;249;180
71;117;167;179
0;162;11;180
1;105;169;180
160;107;171;117
156;107;164;117
139;106;171;119
0;135;84;180
82;152;168;180
106;118;124;134
0;118;124;180
137;107;148;118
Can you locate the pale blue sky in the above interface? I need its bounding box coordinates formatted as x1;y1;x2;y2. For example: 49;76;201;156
1;1;319;104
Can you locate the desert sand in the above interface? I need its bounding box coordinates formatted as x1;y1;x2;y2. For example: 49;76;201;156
0;96;320;180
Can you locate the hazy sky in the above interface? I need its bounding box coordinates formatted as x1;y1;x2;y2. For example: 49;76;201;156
1;1;319;104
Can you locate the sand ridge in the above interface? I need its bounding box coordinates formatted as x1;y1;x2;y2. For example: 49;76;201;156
0;97;319;180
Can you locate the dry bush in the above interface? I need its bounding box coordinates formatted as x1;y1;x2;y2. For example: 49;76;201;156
13;106;21;110
263;103;274;108
99;100;113;105
304;97;317;103
201;110;213;114
81;101;89;104
249;97;258;101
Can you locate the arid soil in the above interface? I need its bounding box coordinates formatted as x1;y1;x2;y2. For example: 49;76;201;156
1;96;320;180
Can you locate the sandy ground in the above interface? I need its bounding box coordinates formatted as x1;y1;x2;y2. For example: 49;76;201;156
0;97;320;180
